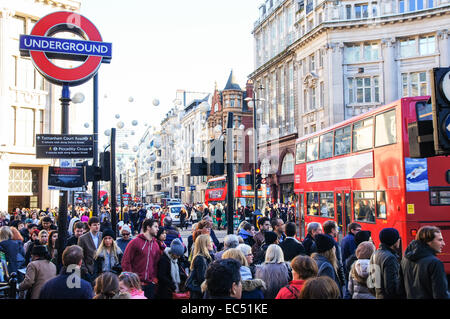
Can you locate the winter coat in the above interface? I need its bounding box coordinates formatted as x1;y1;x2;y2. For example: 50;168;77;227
19;259;57;299
313;254;342;297
128;288;147;299
238;229;255;247
116;237;132;254
163;226;183;248
302;234;317;256
94;248;123;277
121;234;164;285
401;240;449;299
369;243;403;299
186;254;213;298
341;233;357;265
156;249;188;299
255;262;291;299
348;259;375;299
39;267;93;299
241;278;265;299
0;239;24;275
275;279;306;299
279;237;306;262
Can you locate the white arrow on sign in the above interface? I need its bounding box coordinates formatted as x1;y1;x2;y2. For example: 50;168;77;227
447;123;450;131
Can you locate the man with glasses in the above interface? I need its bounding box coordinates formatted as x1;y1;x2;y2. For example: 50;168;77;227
117;224;133;254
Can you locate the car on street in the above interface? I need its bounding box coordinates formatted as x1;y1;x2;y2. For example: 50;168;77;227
167;204;185;226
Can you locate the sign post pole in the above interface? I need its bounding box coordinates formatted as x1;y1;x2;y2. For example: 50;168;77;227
57;84;70;269
92;74;99;216
110;128;117;235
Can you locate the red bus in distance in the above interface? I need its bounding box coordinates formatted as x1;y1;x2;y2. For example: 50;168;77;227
294;97;450;274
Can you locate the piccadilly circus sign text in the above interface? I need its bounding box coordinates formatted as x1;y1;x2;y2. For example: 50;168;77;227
19;11;112;86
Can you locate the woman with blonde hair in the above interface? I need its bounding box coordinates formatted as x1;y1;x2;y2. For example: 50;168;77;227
254;244;291;299
223;248;266;299
93;229;123;278
186;234;214;299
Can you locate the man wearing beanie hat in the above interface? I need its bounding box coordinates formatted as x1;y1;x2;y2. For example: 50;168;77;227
156;238;188;299
368;228;404;299
312;234;342;297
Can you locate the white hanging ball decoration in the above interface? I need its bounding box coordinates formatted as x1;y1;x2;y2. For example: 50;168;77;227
154;141;161;149
247;130;253;136
150;154;157;161
257;108;263;115
115;114;120;119
152;99;160;107
239;124;245;130
130;168;135;173
72;92;85;104
117;121;125;129
84;122;89;128
144;123;148;127
104;129;111;136
146;157;152;164
133;146;138;152
214;125;222;133
128;96;134;103
131;131;135;136
132;120;138;126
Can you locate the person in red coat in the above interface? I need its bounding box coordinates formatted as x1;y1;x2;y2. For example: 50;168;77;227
121;218;164;299
276;255;318;299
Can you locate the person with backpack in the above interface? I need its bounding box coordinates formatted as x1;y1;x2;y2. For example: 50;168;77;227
276;255;318;299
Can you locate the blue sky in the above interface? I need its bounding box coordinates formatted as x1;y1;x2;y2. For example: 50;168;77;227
75;0;261;145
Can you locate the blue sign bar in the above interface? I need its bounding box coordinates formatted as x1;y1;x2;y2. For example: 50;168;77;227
20;35;112;62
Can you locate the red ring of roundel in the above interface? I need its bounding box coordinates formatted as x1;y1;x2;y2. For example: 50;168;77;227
30;11;103;84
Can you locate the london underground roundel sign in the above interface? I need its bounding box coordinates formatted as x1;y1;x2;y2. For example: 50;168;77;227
19;11;112;86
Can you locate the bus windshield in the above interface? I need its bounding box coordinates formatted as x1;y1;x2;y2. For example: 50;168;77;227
207;180;226;189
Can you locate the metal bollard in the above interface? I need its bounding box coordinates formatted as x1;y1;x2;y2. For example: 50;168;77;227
8;272;17;299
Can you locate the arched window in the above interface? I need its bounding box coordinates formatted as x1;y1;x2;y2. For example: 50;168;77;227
281;153;294;175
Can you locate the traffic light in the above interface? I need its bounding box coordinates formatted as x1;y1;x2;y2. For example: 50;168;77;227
255;168;262;189
100;151;111;181
431;67;450;155
121;183;127;194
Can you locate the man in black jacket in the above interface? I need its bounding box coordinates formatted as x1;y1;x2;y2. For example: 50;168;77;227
279;222;306;261
401;226;449;299
302;222;322;256
368;228;404;299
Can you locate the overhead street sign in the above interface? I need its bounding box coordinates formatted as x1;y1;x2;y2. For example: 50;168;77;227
36;134;94;159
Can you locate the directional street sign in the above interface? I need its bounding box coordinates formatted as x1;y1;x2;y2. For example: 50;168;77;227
36;134;94;159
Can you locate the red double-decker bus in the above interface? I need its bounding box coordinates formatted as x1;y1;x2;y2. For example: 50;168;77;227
294;97;450;273
205;172;267;209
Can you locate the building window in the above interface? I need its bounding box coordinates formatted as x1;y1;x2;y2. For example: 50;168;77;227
281;153;294;175
363;43;379;61
12;16;26;40
288;62;295;133
400;38;417;58
372;2;378;16
344;44;361;63
319;49;324;68
310;87;316;110
304;89;308;112
320;82;325;108
39;110;44;134
402;71;428;97
279;67;285;132
399;0;406;13
310;53;315;71
347;76;380;104
16;108;35;147
346;5;352;19
355;4;369;18
419;35;435;55
345;42;379;63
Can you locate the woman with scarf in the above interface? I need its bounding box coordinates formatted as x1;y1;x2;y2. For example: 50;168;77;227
156;238;187;299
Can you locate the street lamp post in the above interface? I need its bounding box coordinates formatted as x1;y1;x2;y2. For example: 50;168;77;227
245;83;264;213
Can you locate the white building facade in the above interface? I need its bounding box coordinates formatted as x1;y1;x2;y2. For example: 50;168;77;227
0;0;81;212
250;0;450;202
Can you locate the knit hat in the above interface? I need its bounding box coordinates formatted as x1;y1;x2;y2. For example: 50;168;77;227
31;245;49;257
32;229;40;236
355;241;376;259
120;224;131;235
102;228;116;240
355;230;372;245
169;238;185;257
315;234;336;253
379;228;400;246
264;231;278;245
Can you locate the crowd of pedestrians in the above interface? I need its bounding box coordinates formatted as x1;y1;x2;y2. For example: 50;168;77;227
0;204;448;299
